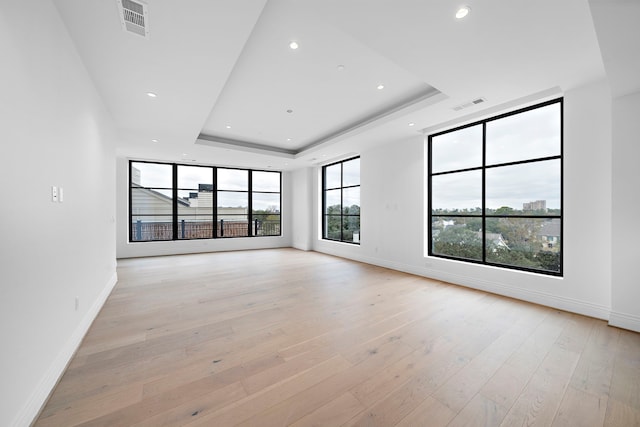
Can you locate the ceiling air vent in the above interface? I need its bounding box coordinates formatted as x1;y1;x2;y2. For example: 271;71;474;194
116;0;149;39
453;97;486;111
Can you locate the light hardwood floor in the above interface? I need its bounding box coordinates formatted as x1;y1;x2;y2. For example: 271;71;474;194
34;248;640;426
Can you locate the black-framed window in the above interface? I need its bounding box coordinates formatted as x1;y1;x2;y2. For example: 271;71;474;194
129;161;281;242
322;157;360;244
428;99;562;276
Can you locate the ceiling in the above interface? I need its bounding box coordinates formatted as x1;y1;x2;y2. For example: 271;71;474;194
51;0;638;171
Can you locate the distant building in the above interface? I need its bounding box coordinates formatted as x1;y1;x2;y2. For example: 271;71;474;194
523;200;546;211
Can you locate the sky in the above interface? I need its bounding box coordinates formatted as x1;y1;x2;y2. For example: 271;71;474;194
325;158;360;189
432;102;560;172
430;102;561;211
131;162;281;210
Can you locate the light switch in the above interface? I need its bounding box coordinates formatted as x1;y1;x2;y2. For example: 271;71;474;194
59;187;64;203
51;186;58;202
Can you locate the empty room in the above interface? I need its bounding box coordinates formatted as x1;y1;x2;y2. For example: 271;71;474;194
2;0;640;426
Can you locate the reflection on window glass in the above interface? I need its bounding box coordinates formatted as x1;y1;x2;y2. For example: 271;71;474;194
428;99;562;275
322;157;360;244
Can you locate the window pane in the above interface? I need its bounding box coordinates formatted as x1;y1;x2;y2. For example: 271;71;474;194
486;103;561;165
486;159;561;214
431;170;482;214
325;164;341;189
342;215;360;243
253;215;280;236
217;191;248;212
178;188;213;212
324;189;341;214
131;162;172;188
177;165;212;189
342;187;360;215
431;216;483;261
431;124;482;173
343;158;360;186
252;171;280;192
485;218;561;273
177;218;213;239
217;190;248;238
252;193;280;213
130;216;173;241
324;215;341;240
218;168;248;190
322;157;360;244
218;219;248;237
131;188;173;216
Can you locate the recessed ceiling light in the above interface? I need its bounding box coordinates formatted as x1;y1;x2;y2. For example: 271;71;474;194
456;6;471;19
182;153;188;156
289;41;299;50
146;92;157;98
286;109;293;113
151;139;158;142
287;138;292;142
225;125;232;129
337;64;346;71
377;84;385;90
408;123;415;127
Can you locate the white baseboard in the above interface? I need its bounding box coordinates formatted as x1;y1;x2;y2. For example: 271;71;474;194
13;272;118;427
609;311;640;333
313;248;611;321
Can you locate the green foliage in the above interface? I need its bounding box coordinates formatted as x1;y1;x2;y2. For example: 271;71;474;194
325;204;360;241
432;214;561;273
432;226;482;260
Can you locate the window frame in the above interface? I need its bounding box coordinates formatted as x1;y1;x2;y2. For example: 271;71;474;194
129;160;281;242
322;156;361;244
428;98;563;276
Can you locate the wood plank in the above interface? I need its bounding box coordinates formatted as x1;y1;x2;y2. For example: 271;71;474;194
183;355;354;427
446;394;508;427
499;346;580;426
552;385;607;427
32;249;640;427
286;392;365;427
394;396;456;427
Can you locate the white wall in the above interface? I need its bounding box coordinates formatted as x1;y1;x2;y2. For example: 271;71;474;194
311;79;615;323
116;158;293;258
0;2;118;426
291;167;314;250
610;90;640;331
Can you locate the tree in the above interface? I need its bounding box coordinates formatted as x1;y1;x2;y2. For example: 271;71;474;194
433;226;482;260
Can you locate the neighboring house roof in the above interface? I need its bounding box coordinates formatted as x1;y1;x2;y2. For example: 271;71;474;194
537;219;561;238
132;183;190;207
